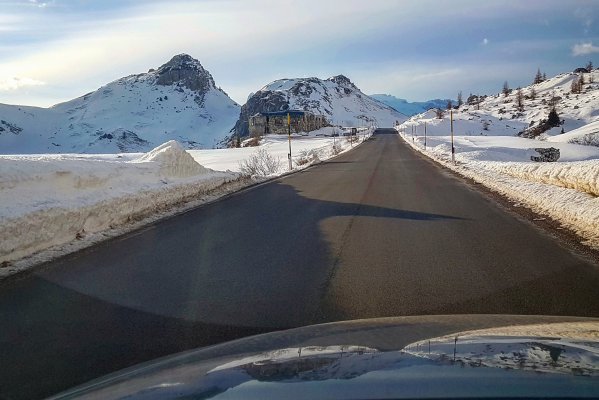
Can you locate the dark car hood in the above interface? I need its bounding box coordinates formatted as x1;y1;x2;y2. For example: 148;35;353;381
49;315;599;399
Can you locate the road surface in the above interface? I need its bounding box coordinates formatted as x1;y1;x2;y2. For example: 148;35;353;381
2;129;599;399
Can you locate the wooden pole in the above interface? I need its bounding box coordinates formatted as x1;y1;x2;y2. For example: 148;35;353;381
450;109;455;164
287;113;292;171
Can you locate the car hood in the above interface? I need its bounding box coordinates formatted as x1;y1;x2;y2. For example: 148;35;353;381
49;315;599;399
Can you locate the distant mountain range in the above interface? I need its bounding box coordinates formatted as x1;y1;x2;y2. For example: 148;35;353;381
0;54;241;154
370;94;454;116
233;76;406;138
0;54;429;154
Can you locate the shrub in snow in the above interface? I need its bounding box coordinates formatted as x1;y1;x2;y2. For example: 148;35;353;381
570;132;599;147
296;149;321;166
239;148;282;177
331;142;342;156
530;147;560;162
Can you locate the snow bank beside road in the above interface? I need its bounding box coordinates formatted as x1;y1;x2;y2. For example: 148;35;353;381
483;160;599;197
0;141;237;268
0;129;373;276
398;131;599;248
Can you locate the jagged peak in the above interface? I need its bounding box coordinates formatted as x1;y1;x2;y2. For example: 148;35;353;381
327;74;356;88
158;54;204;70
154;53;215;93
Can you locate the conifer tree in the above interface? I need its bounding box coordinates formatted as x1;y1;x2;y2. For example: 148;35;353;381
516;87;524;111
502;81;510;96
547;108;560;127
533;68;543;84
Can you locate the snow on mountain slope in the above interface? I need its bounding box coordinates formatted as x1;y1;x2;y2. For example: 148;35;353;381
233;75;406;138
0;54;240;154
370;94;452;116
401;68;599;145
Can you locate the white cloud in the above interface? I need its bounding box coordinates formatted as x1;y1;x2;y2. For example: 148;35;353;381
28;0;53;8
0;77;45;91
483;38;489;45
572;42;599;56
0;0;404;105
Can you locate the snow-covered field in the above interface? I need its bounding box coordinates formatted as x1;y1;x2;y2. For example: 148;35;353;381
397;129;599;247
0;127;372;277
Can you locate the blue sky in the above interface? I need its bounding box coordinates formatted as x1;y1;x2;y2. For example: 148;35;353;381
0;0;598;107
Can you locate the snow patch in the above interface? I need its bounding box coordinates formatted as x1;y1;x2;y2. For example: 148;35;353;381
134;140;209;177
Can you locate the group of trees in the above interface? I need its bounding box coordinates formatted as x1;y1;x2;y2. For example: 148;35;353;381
533;68;547;85
433;61;594;126
571;61;594;93
571;75;585;94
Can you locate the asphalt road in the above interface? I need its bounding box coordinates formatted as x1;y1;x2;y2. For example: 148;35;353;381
2;129;599;399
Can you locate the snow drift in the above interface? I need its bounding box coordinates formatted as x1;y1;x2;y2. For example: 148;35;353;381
134;140;208;177
0;141;238;266
0;129;373;276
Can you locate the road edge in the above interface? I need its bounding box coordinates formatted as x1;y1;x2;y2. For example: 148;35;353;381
0;131;374;283
396;131;599;267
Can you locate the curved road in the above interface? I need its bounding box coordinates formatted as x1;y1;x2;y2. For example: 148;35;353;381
2;129;599;399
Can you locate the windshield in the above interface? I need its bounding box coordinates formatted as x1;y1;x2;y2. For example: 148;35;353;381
0;1;598;399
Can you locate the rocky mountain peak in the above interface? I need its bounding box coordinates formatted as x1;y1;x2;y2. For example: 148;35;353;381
155;54;215;93
327;74;356;88
233;73;405;140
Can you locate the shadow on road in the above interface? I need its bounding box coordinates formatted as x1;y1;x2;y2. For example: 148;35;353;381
0;181;465;400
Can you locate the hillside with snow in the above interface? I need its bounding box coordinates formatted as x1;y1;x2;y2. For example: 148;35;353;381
370;94;452;116
397;67;599;247
0;54;240;154
233;75;406;138
401;68;599;145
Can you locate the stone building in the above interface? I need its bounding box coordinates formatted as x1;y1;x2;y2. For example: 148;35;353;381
249;110;327;136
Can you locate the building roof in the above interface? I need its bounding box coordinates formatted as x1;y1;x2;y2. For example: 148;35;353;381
257;110;311;117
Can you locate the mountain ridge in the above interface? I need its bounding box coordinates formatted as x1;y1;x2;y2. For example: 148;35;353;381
233;75;406;139
0;54;240;154
370;94;454;116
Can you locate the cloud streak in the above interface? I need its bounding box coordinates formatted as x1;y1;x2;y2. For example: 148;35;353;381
0;77;45;91
572;42;599;56
0;0;596;106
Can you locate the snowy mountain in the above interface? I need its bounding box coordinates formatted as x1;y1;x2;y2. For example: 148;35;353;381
370;94;453;116
0;54;240;154
233;75;406;138
402;67;599;146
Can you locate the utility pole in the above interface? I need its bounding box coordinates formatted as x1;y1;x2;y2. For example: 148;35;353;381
333;121;336;149
450;109;455;164
287;112;292;171
424;121;427;149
